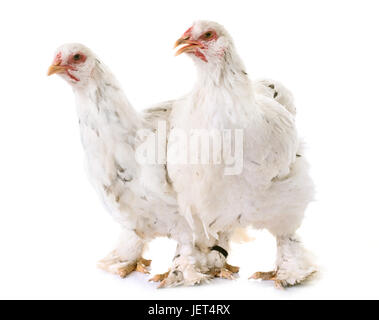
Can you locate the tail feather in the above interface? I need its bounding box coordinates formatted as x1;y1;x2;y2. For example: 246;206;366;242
254;79;296;116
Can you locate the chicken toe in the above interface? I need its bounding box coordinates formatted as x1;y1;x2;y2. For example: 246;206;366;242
250;271;277;281
98;253;151;278
135;258;152;274
149;270;170;282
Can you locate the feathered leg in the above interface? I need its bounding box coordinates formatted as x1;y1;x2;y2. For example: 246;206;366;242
250;234;316;288
98;229;151;278
151;233;240;286
206;232;240;280
151;242;211;288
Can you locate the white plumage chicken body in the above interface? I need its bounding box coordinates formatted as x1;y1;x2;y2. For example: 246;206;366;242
49;44;194;278
74;65;175;233
170;82;304;235
168;21;316;286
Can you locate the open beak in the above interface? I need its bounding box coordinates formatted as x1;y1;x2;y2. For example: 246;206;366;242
174;37;203;56
47;64;67;76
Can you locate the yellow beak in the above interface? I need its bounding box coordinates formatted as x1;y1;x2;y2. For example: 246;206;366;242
47;64;66;76
174;37;203;56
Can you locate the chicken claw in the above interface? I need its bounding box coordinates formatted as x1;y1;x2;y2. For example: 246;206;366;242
209;263;239;280
117;263;137;278
250;271;277;281
98;253;152;278
249;271;286;289
225;263;240;274
157;268;211;288
214;268;234;280
118;258;151;278
136;258;152;274
149;270;170;283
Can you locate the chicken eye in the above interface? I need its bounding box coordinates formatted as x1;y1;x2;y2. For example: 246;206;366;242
204;32;213;39
70;52;87;64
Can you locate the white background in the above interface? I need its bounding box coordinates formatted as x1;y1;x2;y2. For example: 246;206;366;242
0;0;378;300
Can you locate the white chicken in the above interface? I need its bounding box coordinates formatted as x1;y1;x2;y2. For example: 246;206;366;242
167;21;317;288
47;43;200;281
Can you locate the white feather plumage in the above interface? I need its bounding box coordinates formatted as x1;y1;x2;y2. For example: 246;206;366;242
49;44;196;280
167;21;317;287
50;22;317;288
